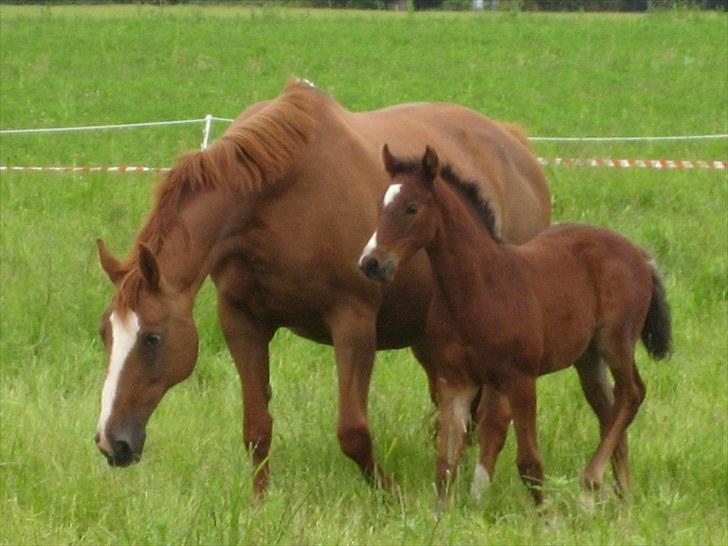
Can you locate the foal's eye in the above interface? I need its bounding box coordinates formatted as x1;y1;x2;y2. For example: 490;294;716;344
142;333;162;348
405;202;420;215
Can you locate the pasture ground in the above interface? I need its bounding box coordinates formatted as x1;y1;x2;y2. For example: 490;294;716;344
1;6;726;545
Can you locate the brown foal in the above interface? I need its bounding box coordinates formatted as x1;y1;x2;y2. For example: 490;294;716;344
360;145;672;508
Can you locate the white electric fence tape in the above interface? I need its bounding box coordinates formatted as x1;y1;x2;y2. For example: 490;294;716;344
1;116;726;172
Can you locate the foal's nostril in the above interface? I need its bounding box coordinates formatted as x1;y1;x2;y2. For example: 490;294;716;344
360;256;381;279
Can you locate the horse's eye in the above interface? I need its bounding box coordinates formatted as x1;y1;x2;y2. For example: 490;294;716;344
142;333;162;348
405;202;420;215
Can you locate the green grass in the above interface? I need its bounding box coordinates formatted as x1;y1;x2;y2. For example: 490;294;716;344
1;5;727;545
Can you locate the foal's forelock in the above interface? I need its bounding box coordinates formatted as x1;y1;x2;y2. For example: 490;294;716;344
383;184;403;207
96;310;140;452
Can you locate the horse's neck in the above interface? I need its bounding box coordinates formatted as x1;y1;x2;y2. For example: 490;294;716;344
154;190;241;295
426;180;505;318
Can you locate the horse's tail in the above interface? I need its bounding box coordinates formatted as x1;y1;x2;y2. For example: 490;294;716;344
641;259;672;361
499;121;531;150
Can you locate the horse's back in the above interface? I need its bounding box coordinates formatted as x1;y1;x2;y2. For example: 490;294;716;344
344;101;550;243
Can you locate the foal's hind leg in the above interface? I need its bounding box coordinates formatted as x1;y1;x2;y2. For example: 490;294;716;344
502;372;544;505
575;352;631;497
581;338;643;494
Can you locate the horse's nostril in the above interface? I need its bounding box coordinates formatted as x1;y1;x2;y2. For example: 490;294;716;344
115;439;132;458
94;432;100;444
110;439;135;466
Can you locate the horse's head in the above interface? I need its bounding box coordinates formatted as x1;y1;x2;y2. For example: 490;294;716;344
359;144;441;283
94;240;199;467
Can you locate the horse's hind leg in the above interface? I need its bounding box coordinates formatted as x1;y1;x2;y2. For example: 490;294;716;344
581;335;643;495
575;350;631;496
472;383;511;500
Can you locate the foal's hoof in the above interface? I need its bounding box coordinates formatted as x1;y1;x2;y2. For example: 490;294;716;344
578;490;597;513
580;469;602;493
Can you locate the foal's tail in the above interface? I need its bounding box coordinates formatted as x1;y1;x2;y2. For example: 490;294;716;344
641;260;673;360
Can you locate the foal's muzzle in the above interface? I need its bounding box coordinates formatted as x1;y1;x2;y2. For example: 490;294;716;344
359;254;395;283
95;426;146;467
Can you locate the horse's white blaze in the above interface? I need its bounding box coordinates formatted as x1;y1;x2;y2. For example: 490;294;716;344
96;311;139;451
383;184;402;207
471;463;491;500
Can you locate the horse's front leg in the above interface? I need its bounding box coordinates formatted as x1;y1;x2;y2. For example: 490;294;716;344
327;304;392;490
217;294;275;496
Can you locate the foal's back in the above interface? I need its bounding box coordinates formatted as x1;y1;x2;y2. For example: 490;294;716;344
509;223;654;375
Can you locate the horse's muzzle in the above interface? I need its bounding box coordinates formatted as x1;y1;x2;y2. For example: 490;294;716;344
359;254;395;283
95;427;145;467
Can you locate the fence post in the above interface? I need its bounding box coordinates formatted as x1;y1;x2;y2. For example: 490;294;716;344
201;114;213;149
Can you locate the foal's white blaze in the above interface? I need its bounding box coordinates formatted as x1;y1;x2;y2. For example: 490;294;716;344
471;463;491;500
383;184;403;207
363;231;378;254
97;310;139;452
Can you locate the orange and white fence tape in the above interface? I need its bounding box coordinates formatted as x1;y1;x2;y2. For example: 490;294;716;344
537;158;727;169
0;165;171;173
1;158;726;174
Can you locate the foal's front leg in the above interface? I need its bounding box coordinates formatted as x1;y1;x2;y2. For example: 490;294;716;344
435;378;479;511
472;383;512;500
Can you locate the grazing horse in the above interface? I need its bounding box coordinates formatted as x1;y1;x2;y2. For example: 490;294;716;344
94;79;550;495
359;145;671;508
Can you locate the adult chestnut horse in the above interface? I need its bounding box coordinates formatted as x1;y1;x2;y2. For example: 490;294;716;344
360;145;671;508
94;79;550;495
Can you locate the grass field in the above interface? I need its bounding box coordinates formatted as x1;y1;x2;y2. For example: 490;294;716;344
1;5;727;545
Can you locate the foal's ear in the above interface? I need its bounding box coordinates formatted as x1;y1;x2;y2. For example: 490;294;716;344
381;143;397;176
97;239;125;285
422;146;440;181
137;243;162;292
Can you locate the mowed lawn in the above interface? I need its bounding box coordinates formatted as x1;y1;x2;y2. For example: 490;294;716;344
1;6;726;545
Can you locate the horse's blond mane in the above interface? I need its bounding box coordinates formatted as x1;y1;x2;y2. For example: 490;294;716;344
115;79;321;308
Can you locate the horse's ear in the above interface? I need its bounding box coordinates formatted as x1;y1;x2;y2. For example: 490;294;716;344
381;143;397;176
422;146;440;181
97;239;125;285
137;243;161;292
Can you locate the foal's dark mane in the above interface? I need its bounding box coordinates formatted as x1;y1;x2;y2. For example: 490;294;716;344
390;159;501;242
116;79;321;308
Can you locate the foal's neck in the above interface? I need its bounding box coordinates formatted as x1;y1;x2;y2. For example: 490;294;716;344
426;178;505;310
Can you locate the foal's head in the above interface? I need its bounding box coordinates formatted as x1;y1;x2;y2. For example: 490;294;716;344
94;241;199;467
358;145;442;283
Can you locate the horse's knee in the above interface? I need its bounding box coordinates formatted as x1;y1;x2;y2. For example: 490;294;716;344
244;416;273;457
337;423;372;463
